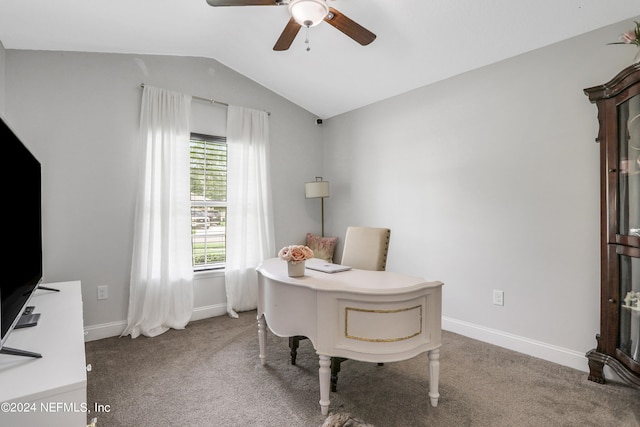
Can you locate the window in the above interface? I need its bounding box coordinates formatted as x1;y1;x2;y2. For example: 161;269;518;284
190;133;227;270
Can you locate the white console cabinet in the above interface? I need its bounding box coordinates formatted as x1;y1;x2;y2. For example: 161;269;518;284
0;281;87;427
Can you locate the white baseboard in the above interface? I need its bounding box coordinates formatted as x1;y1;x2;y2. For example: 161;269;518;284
83;303;228;342
83;320;127;342
190;303;228;321
442;316;589;373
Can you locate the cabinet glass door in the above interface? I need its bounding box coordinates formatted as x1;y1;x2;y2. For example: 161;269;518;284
618;95;640;239
619;253;640;363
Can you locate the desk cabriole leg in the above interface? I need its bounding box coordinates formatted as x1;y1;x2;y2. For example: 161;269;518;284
258;314;267;366
428;348;440;407
318;354;331;415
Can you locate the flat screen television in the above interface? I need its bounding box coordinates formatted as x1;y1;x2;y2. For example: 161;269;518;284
0;114;43;358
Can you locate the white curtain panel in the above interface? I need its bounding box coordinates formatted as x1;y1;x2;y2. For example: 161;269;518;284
225;105;276;318
123;85;194;338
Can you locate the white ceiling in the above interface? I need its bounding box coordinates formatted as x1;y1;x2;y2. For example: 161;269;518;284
0;1;639;118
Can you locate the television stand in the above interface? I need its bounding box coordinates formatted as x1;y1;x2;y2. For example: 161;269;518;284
0;346;42;358
0;281;86;426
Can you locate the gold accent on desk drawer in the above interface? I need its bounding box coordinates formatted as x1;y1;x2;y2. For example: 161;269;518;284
344;305;422;342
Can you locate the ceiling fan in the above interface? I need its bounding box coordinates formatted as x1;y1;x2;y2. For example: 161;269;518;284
205;0;376;51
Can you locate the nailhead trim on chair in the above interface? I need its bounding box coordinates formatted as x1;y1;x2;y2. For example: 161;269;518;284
381;231;390;270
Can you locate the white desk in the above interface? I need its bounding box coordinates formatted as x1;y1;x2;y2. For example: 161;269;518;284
256;258;443;415
0;281;86;427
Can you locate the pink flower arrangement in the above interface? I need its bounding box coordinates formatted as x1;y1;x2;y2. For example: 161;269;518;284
278;245;314;264
610;21;640;47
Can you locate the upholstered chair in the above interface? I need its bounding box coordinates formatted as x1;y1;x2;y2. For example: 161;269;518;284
340;226;390;271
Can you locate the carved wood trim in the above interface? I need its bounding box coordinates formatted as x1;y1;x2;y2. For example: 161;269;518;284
584;63;640;101
586;350;640;389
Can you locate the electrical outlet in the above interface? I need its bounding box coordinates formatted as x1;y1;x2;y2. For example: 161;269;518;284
493;290;504;306
97;285;109;300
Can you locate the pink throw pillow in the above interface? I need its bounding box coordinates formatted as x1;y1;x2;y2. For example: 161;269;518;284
306;233;338;263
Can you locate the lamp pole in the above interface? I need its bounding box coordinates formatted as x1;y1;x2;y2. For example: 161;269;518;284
321;197;325;237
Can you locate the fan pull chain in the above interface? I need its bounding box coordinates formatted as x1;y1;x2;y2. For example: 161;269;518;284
305;26;311;52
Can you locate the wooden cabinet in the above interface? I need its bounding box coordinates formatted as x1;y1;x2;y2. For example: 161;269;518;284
584;64;640;388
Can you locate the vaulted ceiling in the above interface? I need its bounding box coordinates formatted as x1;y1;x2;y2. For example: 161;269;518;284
1;1;639;118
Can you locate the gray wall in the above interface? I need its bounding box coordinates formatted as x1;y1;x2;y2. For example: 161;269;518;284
2;51;324;336
322;18;639;371
1;16;639;372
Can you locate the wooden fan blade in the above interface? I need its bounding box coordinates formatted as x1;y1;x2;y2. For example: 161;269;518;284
206;0;277;6
324;7;376;46
273;18;302;51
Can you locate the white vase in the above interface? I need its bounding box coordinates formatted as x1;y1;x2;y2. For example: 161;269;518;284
634;49;640;64
287;261;305;277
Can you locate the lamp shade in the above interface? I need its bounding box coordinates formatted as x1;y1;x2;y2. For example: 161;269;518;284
305;180;330;198
289;0;329;28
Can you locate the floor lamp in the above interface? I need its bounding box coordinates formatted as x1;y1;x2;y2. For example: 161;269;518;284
305;177;330;237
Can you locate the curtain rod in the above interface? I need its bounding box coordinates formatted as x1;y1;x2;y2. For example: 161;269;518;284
139;84;270;115
140;83;227;107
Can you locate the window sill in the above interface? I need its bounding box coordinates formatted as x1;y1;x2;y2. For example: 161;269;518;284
194;268;225;279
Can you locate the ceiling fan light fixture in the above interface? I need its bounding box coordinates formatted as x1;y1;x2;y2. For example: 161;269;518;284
289;0;329;28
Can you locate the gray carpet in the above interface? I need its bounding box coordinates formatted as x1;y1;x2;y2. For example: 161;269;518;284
85;311;639;426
